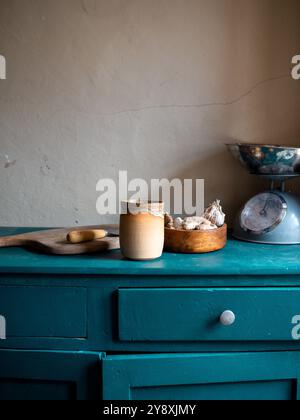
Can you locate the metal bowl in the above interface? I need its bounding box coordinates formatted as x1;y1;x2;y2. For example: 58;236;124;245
227;143;300;177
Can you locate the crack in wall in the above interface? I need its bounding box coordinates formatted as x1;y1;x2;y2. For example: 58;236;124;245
81;0;96;15
0;73;290;120
102;74;289;116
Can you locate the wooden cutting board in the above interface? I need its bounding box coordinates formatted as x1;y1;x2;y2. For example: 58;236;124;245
0;225;120;255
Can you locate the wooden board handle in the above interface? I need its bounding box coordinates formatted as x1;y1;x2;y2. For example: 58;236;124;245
0;235;24;248
67;229;108;244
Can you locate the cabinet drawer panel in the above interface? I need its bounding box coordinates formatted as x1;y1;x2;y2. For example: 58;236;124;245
0;286;87;338
119;288;300;342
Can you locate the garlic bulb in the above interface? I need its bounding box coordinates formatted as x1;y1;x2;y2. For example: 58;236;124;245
203;200;225;227
183;217;204;230
183;216;217;231
196;222;217;231
164;212;174;229
165;200;225;232
174;217;184;230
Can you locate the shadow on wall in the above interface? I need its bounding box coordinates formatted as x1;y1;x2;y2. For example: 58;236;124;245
167;147;263;227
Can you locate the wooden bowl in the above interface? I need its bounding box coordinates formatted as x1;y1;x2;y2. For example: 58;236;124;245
164;224;227;254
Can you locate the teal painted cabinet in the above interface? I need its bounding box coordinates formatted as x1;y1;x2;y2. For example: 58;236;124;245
1;228;300;400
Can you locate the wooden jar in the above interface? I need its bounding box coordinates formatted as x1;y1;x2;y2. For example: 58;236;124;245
120;201;164;261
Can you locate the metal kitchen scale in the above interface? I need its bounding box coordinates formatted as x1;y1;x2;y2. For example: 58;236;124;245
227;144;300;244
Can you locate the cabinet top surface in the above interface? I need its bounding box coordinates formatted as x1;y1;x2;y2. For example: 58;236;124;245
0;227;299;277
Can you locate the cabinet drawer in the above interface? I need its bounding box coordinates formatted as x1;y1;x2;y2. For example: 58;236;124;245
0;286;87;339
118;288;300;342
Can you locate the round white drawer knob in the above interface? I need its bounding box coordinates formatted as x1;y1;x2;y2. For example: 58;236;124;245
220;310;236;326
